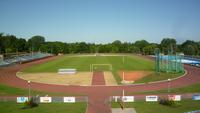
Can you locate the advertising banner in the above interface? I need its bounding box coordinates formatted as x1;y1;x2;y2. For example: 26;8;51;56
146;95;158;102
122;96;134;102
112;96;120;102
168;95;181;101
192;95;200;100
17;97;29;103
63;97;75;103
40;97;52;103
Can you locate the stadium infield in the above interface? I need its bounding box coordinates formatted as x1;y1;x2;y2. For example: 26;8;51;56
21;54;183;85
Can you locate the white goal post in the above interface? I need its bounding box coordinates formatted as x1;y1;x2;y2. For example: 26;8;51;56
90;64;112;72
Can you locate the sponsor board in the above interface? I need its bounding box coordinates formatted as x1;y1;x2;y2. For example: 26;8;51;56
122;96;134;102
40;97;52;103
63;97;75;103
17;97;29;103
168;95;181;101
192;95;200;100
112;96;120;102
146;95;158;102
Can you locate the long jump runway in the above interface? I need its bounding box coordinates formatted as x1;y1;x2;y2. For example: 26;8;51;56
92;71;105;85
1;56;200;113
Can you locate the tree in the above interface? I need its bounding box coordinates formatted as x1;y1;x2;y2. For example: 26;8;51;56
2;35;18;53
181;40;198;55
89;44;97;53
40;44;49;53
77;42;90;53
68;43;79;53
111;40;122;53
160;38;176;54
198;42;200;55
143;44;157;55
63;43;70;54
135;40;149;54
28;35;45;52
0;33;3;54
17;38;27;52
128;44;140;53
1;32;200;56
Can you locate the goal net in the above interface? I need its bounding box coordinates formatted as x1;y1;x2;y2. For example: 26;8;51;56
90;64;112;72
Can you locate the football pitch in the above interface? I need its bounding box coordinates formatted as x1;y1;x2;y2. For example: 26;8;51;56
23;54;154;73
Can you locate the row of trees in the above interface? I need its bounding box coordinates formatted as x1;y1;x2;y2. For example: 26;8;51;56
0;33;200;56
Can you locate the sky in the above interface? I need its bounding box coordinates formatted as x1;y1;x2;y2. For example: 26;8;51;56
0;0;200;44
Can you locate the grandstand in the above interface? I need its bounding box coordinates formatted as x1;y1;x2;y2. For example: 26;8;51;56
0;52;52;67
182;55;200;67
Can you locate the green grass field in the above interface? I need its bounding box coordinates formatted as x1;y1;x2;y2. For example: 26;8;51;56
1;81;200;96
112;100;200;113
134;72;184;83
0;84;83;96
0;101;86;113
22;54;184;84
23;55;154;72
130;82;200;94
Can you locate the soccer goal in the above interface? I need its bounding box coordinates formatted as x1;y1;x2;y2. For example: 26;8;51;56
90;64;112;72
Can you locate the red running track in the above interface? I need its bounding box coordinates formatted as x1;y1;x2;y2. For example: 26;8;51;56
1;56;200;113
92;71;105;85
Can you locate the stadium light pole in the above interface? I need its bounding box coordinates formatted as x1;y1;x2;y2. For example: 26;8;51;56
168;79;171;93
123;71;125;82
122;89;125;110
28;80;31;99
122;55;125;83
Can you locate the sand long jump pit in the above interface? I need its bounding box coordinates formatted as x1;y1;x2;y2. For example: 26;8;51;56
17;72;93;86
104;72;118;86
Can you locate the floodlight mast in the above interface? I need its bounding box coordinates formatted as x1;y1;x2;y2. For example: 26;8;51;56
28;80;31;99
122;89;125;110
123;71;125;81
168;78;171;93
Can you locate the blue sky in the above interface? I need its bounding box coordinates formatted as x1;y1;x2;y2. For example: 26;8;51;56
0;0;200;44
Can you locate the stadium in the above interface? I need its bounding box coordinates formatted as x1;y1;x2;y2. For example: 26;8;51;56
1;52;200;113
1;0;200;113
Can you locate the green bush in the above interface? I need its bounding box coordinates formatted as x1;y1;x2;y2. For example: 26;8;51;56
159;98;177;107
23;97;39;109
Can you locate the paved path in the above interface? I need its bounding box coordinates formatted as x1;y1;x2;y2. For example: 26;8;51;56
92;71;105;85
0;56;200;113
